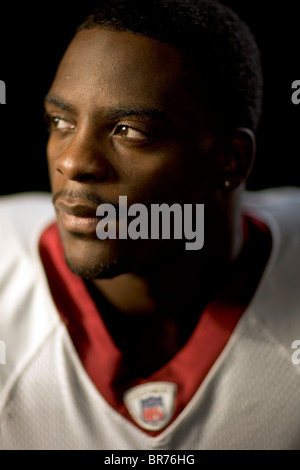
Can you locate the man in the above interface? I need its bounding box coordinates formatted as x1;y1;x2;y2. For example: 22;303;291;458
0;0;300;450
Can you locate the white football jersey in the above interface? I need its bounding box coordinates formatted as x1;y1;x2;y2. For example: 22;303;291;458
0;188;300;450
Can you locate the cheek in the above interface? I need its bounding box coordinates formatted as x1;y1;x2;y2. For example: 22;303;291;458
118;143;214;206
119;150;191;204
46;139;62;189
46;149;55;187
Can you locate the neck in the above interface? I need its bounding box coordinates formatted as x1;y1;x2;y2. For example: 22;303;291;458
90;195;244;315
85;201;244;374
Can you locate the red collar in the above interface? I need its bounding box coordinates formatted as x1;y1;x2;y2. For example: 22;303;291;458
39;215;271;435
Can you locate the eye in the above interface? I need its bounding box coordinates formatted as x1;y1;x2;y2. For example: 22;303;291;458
114;124;149;141
44;113;75;132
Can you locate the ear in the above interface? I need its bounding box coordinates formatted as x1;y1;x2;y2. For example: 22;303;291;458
217;127;256;191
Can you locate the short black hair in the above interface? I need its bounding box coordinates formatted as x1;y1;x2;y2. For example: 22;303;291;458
77;0;263;131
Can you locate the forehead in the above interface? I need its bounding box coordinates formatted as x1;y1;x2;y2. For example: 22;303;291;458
49;28;187;110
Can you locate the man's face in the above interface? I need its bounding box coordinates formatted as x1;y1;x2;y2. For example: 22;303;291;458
45;28;220;279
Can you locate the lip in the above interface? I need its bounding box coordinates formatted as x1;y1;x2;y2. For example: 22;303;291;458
55;199;100;234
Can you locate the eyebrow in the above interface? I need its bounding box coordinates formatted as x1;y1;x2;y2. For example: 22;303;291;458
44;94;170;123
44;95;77;114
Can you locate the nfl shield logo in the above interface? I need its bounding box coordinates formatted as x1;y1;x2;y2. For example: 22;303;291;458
141;396;165;423
123;381;177;431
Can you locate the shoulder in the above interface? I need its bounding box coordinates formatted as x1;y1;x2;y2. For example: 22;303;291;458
0;191;53;212
243;186;300;261
242;186;300;231
0;192;54;250
0;193;59;403
241;187;300;354
0;192;55;284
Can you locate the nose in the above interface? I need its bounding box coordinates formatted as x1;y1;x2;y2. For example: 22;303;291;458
54;131;109;183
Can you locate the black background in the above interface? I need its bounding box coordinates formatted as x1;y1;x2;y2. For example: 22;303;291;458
0;1;299;196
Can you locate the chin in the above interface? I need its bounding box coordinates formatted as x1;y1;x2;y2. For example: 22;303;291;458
60;232;133;279
65;254;131;280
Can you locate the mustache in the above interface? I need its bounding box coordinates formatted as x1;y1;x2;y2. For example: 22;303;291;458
52;190;119;210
